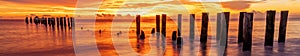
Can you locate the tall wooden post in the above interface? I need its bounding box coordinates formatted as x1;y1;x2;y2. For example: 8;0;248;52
217;12;230;47
156;15;160;33
136;15;141;36
200;13;209;43
190;14;195;42
278;11;289;43
178;14;182;37
243;13;254;51
238;12;246;43
162;14;167;37
265;10;276;46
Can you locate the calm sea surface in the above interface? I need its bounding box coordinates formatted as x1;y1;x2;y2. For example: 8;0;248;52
1;17;300;56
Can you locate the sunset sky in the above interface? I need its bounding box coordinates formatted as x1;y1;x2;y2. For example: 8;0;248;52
0;0;299;19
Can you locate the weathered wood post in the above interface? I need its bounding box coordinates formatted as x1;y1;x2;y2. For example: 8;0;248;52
238;12;246;43
172;31;177;41
265;10;276;46
156;15;160;33
63;17;67;27
278;11;289;43
30;17;33;24
200;13;209;43
162;14;167;37
190;14;195;42
25;17;29;24
136;15;141;36
217;12;230;47
178;14;182;37
243;13;254;51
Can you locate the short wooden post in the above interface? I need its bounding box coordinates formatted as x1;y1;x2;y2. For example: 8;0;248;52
264;10;276;46
172;31;177;41
30;17;33;24
278;11;289;43
25;17;29;24
162;14;167;37
238;12;246;43
156;15;160;33
190;14;195;42
200;13;209;43
136;15;141;36
243;13;254;51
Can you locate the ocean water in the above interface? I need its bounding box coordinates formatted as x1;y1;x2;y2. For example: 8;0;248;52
1;17;300;56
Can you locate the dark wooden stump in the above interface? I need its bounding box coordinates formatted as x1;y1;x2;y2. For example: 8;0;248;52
243;13;254;51
200;13;209;43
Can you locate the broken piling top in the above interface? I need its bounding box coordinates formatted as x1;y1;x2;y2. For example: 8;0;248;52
264;10;276;46
278;10;289;43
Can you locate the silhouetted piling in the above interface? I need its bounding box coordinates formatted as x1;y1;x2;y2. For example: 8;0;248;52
25;17;29;24
136;15;141;36
200;13;209;43
190;14;195;42
140;30;145;40
243;13;254;51
265;10;276;46
63;17;67;27
162;14;167;37
34;16;39;25
71;17;74;28
60;17;63;27
151;28;155;34
56;17;60;28
178;14;182;37
68;17;71;28
172;31;177;41
238;12;246;43
30;17;32;24
177;37;183;48
47;18;49;26
278;11;289;43
217;12;230;47
156;15;160;33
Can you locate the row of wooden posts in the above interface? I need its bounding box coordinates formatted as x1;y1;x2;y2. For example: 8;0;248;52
135;10;289;51
25;16;74;29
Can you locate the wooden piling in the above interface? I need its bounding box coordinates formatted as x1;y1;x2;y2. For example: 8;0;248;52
162;14;167;37
30;17;33;24
136;15;141;36
243;13;254;51
265;10;276;46
25;17;29;24
278;11;289;43
156;15;160;33
238;12;246;43
172;31;177;41
216;12;230;47
190;14;195;42
178;14;182;37
200;13;209;43
63;17;67;27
